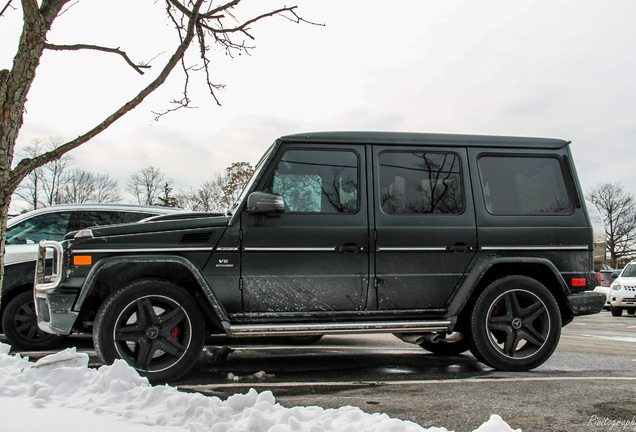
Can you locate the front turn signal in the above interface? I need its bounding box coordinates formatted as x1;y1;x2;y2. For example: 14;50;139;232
73;255;92;266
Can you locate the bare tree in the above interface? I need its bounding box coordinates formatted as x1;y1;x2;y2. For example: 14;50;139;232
177;161;253;212
13;137;73;209
93;173;122;204
40;139;73;206
60;169;121;204
0;1;312;303
13;139;44;210
60;168;94;203
586;182;636;268
127;166;168;206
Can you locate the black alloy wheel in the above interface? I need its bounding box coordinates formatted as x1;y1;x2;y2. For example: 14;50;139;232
468;275;561;371
1;290;65;351
93;279;204;383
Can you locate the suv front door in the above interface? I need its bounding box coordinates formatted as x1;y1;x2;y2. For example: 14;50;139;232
240;145;369;313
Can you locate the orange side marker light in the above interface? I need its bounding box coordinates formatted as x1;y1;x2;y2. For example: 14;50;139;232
73;255;92;266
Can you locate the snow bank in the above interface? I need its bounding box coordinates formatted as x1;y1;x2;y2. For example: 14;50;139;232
0;342;520;432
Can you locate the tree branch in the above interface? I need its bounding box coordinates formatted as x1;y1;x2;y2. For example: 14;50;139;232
9;0;205;188
0;0;13;17
44;43;150;75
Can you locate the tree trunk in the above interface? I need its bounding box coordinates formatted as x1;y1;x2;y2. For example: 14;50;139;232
0;1;69;307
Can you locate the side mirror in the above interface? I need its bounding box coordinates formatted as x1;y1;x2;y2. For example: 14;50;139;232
246;192;285;215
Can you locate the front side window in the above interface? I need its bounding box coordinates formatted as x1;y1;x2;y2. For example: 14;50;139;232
5;212;73;245
379;151;464;214
478;155;572;215
265;149;359;214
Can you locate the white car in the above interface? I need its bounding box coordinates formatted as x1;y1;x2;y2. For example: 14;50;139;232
594;269;620;311
1;204;183;350
608;261;636;317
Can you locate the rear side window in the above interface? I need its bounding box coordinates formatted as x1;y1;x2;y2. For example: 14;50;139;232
378;151;464;214
264;149;359;214
478;155;572;215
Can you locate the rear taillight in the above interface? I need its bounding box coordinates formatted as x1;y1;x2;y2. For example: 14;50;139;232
572;278;587;287
596;272;601;286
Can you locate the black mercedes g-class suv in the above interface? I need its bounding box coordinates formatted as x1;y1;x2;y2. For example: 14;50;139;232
34;132;605;382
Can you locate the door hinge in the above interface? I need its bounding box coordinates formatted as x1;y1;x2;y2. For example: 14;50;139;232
239;278;244;291
374;277;380;289
239;229;243;241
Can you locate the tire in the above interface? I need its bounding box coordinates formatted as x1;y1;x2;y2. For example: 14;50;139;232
93;279;205;383
611;307;623;317
467;275;561;371
419;333;470;356
626;308;635;315
282;335;323;345
1;290;65;351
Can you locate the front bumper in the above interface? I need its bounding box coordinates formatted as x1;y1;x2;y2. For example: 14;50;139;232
567;291;607;316
609;292;636;308
34;240;77;335
34;293;78;335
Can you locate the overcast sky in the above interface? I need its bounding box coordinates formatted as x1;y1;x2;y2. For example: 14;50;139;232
2;0;636;210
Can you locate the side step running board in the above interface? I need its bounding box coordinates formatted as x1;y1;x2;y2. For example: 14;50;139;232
229;320;453;338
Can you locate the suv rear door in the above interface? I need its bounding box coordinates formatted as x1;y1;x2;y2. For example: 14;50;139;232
240;144;370;312
372;146;477;310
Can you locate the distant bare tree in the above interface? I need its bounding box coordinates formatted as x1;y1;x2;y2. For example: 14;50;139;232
127;166;168;206
93;173;121;203
586;182;636;268
13;137;73;210
39;138;73;206
177;162;253;212
61;169;121;203
174;187;204;212
13;140;44;210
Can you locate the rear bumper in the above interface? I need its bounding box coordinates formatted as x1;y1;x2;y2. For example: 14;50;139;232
567;291;606;316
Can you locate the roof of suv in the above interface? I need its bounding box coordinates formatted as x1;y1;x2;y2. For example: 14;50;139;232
8;203;182;227
280;131;570;149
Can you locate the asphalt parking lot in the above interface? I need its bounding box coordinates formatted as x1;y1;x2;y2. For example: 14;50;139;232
3;311;636;432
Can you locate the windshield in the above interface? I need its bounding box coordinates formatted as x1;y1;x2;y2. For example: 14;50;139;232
227;143;276;215
621;265;636;278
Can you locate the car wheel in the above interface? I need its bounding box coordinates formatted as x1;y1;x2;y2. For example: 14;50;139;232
610;307;623;317
419;333;470;356
282;335;323;345
93;279;205;383
626;308;635;315
1;290;65;351
467;275;561;371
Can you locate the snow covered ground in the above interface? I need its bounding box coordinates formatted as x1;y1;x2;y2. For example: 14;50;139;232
0;342;520;432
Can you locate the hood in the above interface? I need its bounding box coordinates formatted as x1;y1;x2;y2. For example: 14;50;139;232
66;213;229;240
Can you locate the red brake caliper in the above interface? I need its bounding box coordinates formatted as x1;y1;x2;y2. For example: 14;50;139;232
165;308;180;340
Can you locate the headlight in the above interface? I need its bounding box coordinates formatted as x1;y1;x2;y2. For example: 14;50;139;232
611;282;622;291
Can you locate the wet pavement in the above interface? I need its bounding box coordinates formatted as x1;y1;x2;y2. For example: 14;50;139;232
4;312;636;431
